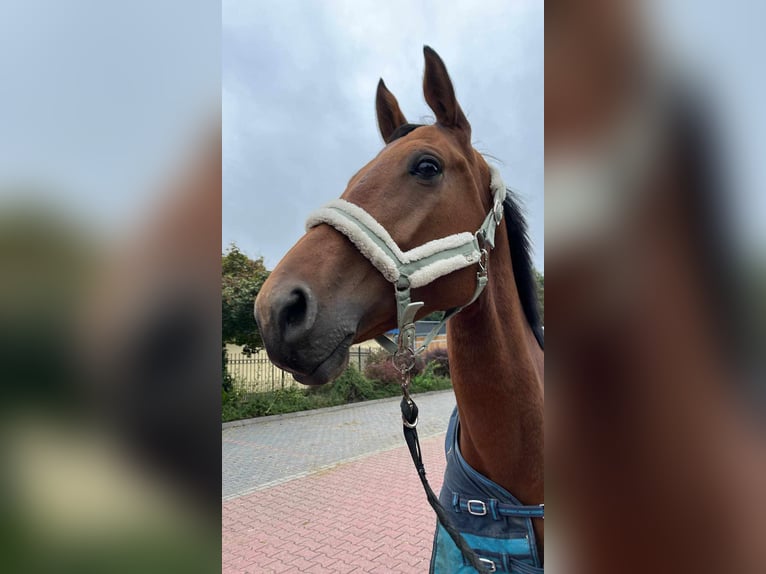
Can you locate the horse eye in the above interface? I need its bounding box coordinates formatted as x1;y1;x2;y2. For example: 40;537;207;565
412;158;441;179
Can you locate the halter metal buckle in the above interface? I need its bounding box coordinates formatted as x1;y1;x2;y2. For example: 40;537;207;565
479;558;497;572
466;499;488;516
477;248;488;277
493;201;503;225
474;231;489;277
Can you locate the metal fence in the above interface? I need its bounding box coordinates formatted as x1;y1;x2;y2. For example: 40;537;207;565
226;347;377;394
226;329;448;394
347;346;376;371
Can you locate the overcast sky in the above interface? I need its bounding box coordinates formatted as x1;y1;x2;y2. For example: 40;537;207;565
222;0;544;271
0;2;762;269
0;1;219;232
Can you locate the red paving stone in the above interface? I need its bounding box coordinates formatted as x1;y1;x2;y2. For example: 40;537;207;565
223;433;447;573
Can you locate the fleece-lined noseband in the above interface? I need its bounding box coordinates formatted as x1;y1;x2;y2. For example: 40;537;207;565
305;164;507;359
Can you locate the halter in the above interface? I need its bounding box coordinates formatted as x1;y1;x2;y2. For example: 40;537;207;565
306;165;542;573
306;164;507;382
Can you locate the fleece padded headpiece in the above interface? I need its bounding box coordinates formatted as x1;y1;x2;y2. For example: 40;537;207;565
305;164;507;355
305;165;506;290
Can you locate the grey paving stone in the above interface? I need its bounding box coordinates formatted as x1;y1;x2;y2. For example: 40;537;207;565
222;389;456;499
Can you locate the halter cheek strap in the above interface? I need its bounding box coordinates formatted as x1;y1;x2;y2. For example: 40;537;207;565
305;165;507;360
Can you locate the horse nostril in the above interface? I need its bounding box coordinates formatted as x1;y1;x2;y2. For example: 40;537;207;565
285;290;307;327
278;285;317;341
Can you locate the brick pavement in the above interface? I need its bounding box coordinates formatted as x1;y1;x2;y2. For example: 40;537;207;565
223;433;447;573
222;390;457;573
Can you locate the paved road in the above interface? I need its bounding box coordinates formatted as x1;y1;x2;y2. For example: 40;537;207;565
222;390;458;573
222;390;457;500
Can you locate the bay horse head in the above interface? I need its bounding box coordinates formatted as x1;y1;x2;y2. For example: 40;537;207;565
256;47;508;385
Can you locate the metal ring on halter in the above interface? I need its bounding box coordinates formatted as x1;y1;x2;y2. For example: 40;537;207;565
393;348;416;374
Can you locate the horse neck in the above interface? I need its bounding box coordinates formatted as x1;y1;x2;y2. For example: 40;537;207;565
445;226;544;505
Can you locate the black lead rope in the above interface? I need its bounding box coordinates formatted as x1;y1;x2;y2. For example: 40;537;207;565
400;396;491;574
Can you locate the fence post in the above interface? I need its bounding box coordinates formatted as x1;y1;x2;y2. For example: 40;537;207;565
224;348;315;394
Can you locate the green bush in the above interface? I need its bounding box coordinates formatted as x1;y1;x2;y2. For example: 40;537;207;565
326;365;379;402
422;346;450;378
222;359;452;422
223;386;314;420
222;347;234;393
410;362;453;393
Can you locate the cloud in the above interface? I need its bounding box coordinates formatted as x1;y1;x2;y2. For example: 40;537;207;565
223;0;544;271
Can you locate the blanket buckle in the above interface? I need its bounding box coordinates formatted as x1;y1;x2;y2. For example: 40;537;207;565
466;499;488;516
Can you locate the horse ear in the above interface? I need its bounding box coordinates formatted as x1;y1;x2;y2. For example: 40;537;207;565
422;46;470;139
376;78;408;143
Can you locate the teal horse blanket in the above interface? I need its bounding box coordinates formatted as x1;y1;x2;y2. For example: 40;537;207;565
430;408;544;573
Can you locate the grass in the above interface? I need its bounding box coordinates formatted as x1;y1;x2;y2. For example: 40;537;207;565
222;362;452;422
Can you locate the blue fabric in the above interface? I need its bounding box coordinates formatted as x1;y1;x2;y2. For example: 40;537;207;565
430;408;543;573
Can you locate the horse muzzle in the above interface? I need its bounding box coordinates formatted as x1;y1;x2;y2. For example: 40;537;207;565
254;280;355;385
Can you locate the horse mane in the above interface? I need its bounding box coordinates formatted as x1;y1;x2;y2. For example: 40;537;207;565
386;123;424;144
503;190;544;350
387;123;544;348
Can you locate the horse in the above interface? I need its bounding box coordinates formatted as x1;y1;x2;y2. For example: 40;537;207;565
255;47;544;572
546;3;766;573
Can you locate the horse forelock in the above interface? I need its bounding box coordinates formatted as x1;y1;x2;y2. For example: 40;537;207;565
385;123;425;144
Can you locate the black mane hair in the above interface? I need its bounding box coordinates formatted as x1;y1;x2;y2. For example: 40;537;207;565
386;123;424;143
386;123;544;348
503;191;544;349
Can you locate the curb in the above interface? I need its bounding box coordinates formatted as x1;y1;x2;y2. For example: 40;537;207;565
221;388;454;429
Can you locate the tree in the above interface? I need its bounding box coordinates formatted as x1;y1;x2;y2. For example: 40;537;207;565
222;244;270;349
